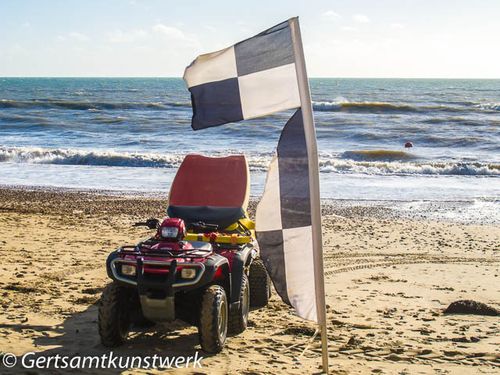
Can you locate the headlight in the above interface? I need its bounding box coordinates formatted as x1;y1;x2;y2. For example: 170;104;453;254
161;226;179;238
121;264;136;276
181;268;196;279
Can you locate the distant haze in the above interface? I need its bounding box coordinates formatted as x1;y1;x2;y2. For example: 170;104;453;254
1;0;499;78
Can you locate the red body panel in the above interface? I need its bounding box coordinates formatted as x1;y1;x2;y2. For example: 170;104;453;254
158;217;186;241
217;249;237;272
118;219;244;280
119;239;238;276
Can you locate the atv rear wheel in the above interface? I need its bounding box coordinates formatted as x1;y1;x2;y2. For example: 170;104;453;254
98;282;133;347
228;274;249;335
198;285;228;353
249;258;271;308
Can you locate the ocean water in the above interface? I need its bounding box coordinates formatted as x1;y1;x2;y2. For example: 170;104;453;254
0;77;499;207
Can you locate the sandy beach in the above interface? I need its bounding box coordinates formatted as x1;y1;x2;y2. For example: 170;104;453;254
0;187;497;374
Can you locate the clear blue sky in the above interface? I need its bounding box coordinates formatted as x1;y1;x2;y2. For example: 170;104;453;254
1;0;499;78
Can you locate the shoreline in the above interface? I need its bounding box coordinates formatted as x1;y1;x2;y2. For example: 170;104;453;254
1;182;498;202
1;184;498;225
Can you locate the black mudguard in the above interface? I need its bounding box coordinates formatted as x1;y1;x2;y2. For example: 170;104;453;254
105;250;119;279
229;244;257;304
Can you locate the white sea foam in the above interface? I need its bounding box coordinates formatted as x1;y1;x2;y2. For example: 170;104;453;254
475;102;500;111
1;146;498;177
312;100;417;113
319;159;499;176
312;99;498;113
0;147;186;168
0;147;272;172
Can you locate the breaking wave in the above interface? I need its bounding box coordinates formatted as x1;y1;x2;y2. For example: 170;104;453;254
0;147;185;168
313;101;416;113
0;147;498;177
312;100;492;114
340;150;417;161
474;102;500;111
319;159;500;176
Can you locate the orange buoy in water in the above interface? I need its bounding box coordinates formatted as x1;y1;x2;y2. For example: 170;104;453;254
404;142;413;148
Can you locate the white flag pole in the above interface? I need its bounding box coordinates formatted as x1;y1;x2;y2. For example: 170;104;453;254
289;17;329;373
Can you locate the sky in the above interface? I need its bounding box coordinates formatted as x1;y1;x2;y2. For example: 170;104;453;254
1;0;499;78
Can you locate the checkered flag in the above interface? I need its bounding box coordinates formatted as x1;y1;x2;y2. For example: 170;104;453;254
183;20;300;130
183;19;329;370
254;108;318;321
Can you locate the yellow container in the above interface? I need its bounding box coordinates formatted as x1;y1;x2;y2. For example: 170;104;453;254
185;232;252;245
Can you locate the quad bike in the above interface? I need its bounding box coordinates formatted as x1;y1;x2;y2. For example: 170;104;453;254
98;155;271;353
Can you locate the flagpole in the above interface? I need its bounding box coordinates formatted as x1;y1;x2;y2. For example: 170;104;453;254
289;17;329;374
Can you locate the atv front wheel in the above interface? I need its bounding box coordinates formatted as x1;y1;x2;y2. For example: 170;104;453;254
199;285;228;353
98;282;133;347
228;274;249;335
249;258;271;308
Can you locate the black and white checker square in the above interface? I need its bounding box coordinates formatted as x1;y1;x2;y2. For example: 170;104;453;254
255;109;318;322
184;20;300;130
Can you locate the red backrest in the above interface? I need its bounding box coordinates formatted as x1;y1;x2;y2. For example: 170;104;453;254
169;154;249;208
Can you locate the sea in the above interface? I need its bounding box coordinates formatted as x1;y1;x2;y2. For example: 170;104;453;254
0;78;499;220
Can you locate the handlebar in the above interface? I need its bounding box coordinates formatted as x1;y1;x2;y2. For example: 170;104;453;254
133;218;160;230
188;221;219;232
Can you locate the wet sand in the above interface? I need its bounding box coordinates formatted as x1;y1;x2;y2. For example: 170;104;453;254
0;187;498;374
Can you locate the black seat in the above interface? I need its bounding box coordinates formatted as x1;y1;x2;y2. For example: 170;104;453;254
167;206;245;229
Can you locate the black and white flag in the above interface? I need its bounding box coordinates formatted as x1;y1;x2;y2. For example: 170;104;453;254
183;20;300;130
255;108;317;321
183;17;326;326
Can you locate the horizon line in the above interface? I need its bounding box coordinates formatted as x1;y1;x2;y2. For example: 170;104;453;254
1;76;500;80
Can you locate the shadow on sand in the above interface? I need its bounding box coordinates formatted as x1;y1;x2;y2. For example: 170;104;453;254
1;303;210;374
